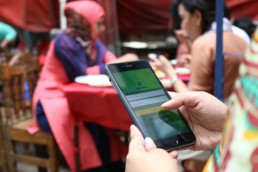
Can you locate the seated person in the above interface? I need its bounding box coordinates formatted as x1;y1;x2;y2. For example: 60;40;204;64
151;0;247;98
150;0;247;171
31;1;138;172
173;5;250;68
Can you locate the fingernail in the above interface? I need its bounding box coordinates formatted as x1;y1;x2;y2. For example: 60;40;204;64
145;137;155;151
161;101;169;107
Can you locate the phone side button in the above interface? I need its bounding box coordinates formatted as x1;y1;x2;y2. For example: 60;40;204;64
113;87;118;94
110;82;119;95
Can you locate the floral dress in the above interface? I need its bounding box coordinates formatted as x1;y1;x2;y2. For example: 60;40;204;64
204;28;258;172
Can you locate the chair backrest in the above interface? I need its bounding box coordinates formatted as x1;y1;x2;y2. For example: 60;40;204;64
0;53;59;172
0;53;40;125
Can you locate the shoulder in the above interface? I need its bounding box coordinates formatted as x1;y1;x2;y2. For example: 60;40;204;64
95;39;108;52
95;39;107;48
55;33;73;45
231;25;251;45
193;32;216;47
190;32;218;66
0;22;14;31
54;33;79;51
192;32;216;55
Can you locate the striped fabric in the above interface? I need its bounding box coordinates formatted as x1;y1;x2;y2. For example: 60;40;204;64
204;28;258;172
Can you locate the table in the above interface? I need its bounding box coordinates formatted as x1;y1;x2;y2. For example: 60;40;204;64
60;77;190;171
61;74;190;127
61;83;132;130
61;83;132;171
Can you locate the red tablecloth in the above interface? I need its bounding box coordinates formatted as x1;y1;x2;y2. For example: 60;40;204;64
61;83;132;131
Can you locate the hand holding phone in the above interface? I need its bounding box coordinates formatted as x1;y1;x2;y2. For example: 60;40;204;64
105;60;195;151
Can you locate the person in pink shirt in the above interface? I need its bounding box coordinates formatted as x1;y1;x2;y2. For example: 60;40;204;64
31;1;138;172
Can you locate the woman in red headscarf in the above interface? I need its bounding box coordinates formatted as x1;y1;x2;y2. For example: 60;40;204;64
30;1;138;171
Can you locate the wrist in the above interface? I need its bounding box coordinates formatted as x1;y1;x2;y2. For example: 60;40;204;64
170;77;179;88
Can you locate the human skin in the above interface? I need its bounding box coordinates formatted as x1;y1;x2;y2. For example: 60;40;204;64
125;125;179;172
163;91;229;150
125;91;228;172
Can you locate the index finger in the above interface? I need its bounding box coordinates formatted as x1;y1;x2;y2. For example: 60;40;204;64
162;92;201;109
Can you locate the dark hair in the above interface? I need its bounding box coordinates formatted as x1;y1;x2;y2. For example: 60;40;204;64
178;0;217;33
170;0;181;30
224;5;231;20
64;8;91;41
233;17;256;38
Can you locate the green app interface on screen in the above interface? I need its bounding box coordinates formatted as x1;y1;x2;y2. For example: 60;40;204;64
113;68;190;141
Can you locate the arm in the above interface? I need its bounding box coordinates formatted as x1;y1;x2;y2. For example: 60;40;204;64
111;53;139;63
0;38;9;49
54;34;88;81
149;55;188;92
5;27;17;43
0;22;17;49
87;52;139;74
86;40;139;74
86;50;116;75
86;40;114;74
86;39;117;74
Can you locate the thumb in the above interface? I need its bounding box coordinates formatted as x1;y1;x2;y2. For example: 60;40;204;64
144;137;157;151
129;125;145;152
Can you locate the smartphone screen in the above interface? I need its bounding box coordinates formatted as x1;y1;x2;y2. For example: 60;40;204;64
106;60;195;150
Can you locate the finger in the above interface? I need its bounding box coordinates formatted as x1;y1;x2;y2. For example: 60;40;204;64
178;54;190;61
149;59;160;68
148;53;158;61
130;125;143;140
161;92;187;109
175;30;188;38
159;55;172;66
149;61;157;68
129;125;145;152
162;92;199;109
169;150;179;159
168;91;177;98
185;55;192;61
148;54;160;65
144;137;157;151
153;58;160;64
158;55;167;61
174;29;185;35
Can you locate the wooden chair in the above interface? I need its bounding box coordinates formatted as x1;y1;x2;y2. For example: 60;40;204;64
0;110;8;172
0;51;15;172
0;53;58;172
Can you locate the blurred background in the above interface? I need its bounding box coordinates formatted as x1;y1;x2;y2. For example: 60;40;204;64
1;0;257;60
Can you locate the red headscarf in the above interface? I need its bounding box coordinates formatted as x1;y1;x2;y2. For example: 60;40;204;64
64;0;105;31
